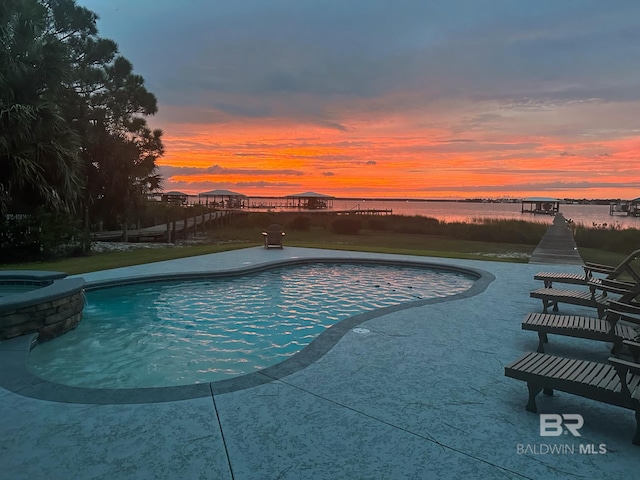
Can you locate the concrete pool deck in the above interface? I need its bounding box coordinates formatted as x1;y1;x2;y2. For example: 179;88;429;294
1;247;639;479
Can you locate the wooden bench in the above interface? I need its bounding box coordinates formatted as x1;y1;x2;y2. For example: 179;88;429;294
530;287;609;316
534;249;640;288
534;271;598;288
504;349;640;445
522;310;640;354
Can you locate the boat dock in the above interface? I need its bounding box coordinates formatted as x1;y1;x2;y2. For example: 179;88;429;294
242;203;393;215
609;200;640;216
521;197;560;216
336;209;393;216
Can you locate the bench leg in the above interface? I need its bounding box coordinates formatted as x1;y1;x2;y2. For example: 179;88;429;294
536;332;548;353
526;383;542;412
541;301;549;314
611;340;623;355
541;300;559;314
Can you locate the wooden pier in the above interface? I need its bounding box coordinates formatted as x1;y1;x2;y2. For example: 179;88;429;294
529;214;583;265
91;211;231;243
241;204;393;216
335;209;393;216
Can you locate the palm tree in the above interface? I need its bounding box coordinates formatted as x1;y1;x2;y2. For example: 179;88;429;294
0;0;83;216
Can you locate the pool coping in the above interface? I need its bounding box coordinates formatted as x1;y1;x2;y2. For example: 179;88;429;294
0;270;83;311
0;257;494;404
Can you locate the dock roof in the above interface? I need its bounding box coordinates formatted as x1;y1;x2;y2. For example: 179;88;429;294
285;191;335;199
198;189;247;198
522;197;560;202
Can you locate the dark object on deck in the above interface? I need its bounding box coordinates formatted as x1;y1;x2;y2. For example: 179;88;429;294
504;347;640;445
262;224;285;249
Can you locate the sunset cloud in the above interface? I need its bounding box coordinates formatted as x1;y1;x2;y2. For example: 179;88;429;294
81;0;640;199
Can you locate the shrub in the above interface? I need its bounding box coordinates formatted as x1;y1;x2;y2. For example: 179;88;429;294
368;218;387;231
0;210;84;262
441;219;546;244
289;216;312;231
391;215;441;234
574;225;640;254
331;217;362;235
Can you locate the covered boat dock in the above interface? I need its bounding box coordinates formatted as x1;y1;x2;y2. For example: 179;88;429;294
198;189;248;209
521;197;560;215
610;197;640;216
285;192;335;210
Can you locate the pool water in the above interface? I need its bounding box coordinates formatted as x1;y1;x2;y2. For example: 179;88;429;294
27;263;474;388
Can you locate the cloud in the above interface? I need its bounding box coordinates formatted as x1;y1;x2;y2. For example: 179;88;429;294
420;180;640;193
160;179;301;192
89;0;640;123
236;181;301;188
159;164;304;178
81;0;640;199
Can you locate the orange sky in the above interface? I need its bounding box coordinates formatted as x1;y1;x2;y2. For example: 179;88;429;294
154;96;640;199
82;0;640;200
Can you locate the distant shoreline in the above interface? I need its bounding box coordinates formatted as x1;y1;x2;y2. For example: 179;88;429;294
244;196;617;205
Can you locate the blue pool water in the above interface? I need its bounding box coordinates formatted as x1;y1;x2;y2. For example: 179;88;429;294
27;263;474;388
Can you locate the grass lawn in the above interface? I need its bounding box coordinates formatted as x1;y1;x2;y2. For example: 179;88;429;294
0;230;624;276
0;215;631;275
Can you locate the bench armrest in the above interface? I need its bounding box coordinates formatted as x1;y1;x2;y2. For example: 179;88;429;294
609;356;640;377
588;281;630;296
607;309;640;326
601;278;636;290
623;340;640;351
608;300;640;315
584;262;616;274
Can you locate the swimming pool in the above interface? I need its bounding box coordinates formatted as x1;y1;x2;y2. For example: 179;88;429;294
27;261;476;389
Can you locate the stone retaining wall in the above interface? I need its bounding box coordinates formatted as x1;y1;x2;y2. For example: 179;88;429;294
0;272;85;341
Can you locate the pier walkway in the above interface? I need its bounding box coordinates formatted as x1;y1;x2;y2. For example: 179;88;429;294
91;210;230;242
529;213;583;265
